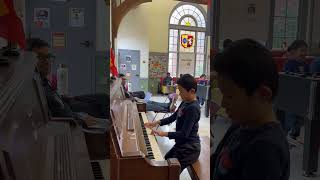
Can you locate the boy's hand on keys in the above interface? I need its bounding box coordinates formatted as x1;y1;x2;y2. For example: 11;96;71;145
144;122;157;129
83;114;98;126
151;129;168;137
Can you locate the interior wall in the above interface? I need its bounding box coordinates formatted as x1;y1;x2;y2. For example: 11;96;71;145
96;0;110;51
144;0;207;53
116;0;207;78
117;7;149;78
310;0;320;49
219;0;271;46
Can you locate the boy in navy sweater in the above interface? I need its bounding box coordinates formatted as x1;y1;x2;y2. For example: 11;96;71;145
211;39;290;180
145;74;201;172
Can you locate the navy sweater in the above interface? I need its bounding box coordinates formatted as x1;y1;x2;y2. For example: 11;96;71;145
160;101;200;145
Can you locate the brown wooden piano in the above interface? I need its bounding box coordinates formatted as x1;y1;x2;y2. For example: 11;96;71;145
110;79;180;180
0;52;95;180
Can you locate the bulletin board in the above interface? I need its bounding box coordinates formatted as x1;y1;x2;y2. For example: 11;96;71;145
149;52;168;78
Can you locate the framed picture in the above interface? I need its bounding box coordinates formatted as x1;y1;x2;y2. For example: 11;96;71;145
69;8;85;27
34;8;50;28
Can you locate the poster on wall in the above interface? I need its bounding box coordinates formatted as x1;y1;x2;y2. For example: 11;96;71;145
126;56;132;63
120;64;126;70
69;8;85;27
149;53;168;78
131;64;137;71
179;53;195;75
52;32;66;49
34;8;50;28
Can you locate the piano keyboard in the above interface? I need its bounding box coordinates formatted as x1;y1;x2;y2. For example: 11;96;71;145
139;112;163;160
91;161;104;180
53;133;76;180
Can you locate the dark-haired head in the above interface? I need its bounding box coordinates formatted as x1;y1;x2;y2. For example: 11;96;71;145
223;39;233;50
118;73;125;78
177;74;197;101
287;40;308;60
27;38;49;50
213;39;278;123
27;38;50;58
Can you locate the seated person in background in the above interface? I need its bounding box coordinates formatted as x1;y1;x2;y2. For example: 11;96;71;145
211;39;289;180
283;40;308;139
118;73;178;112
118;73;145;99
144;93;178;112
197;74;207;106
29;38;110;132
27;38;57;89
284;40;309;74
310;41;320;75
145;74;201;172
310;58;320;75
163;72;173;85
198;74;207;85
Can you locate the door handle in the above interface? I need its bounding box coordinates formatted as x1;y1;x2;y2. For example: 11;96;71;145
135;74;139;77
80;40;92;48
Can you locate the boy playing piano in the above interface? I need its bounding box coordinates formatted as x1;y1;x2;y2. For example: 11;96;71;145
144;74;201;172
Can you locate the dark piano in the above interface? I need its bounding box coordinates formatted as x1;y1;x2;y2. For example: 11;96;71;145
0;52;94;180
110;79;180;180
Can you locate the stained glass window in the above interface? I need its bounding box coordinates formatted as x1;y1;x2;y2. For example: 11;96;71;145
168;4;207;77
170;4;206;27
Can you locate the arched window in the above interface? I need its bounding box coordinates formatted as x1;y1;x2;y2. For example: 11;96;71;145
168;3;207;77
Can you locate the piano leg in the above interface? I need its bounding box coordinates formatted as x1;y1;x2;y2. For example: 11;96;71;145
205;99;210;118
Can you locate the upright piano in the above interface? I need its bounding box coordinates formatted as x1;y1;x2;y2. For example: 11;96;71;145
110;79;180;180
0;52;94;180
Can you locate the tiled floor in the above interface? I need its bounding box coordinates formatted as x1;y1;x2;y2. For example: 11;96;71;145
146;95;210;180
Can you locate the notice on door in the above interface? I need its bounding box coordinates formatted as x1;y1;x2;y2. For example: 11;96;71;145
131;64;137;71
69;8;85;27
34;8;50;28
52;32;66;49
179;53;195;75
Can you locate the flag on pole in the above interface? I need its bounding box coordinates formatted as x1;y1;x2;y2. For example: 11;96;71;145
0;0;26;49
110;48;118;77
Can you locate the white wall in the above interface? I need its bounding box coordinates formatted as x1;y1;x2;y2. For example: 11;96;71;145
117;7;149;78
220;0;271;46
144;0;207;52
